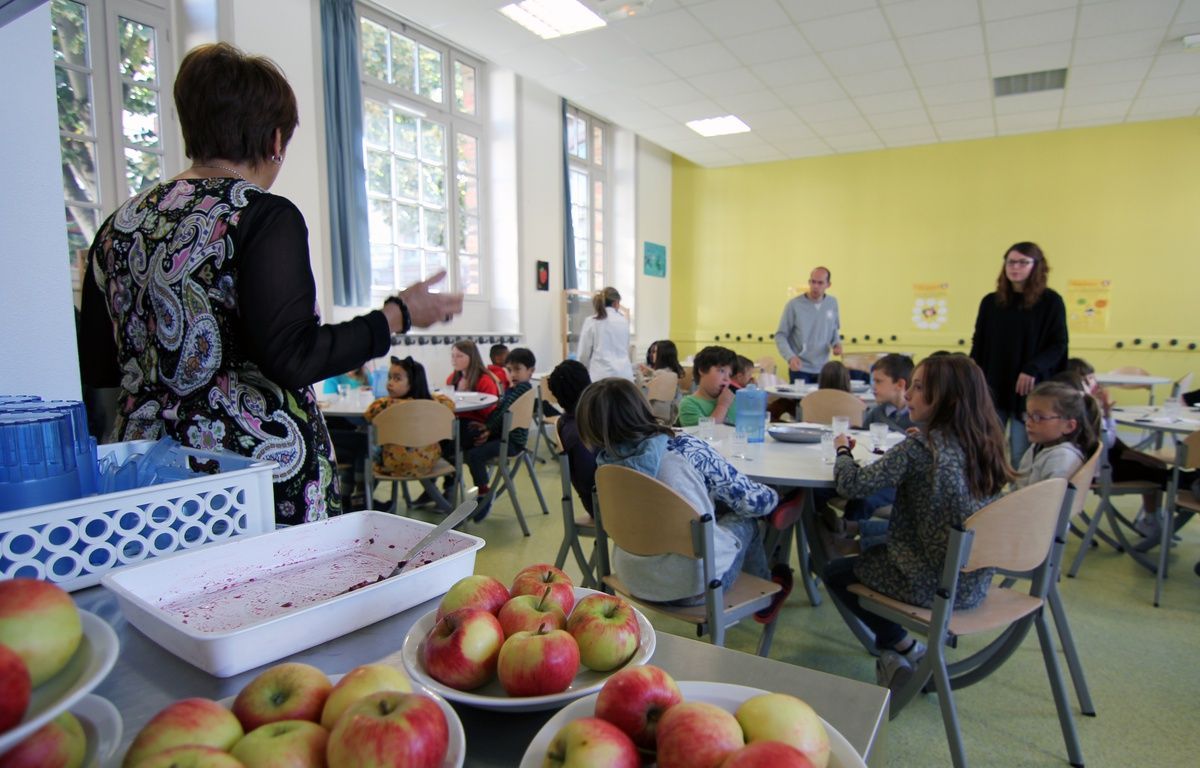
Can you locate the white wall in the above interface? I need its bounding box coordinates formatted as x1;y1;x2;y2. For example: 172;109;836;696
0;5;81;400
634;138;672;353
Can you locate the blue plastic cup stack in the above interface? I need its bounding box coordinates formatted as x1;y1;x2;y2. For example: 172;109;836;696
0;400;99;496
0;410;82;512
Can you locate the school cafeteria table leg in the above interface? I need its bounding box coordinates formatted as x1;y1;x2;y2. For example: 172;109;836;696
796;491;822;606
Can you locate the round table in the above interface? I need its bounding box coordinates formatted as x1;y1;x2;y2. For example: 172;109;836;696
1112;405;1200;437
1096;373;1172;405
320;390;498;417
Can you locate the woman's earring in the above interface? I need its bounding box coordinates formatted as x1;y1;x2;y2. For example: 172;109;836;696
271;154;283;164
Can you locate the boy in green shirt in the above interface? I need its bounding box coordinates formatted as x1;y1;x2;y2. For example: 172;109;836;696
678;346;738;427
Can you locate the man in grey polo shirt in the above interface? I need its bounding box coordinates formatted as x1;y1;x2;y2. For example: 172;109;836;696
774;267;843;384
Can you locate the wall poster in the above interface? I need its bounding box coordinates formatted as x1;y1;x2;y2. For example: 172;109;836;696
912;282;950;330
1066;279;1111;333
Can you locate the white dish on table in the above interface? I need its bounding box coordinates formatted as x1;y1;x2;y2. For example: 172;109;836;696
0;611;119;754
73;694;123;768
216;673;465;768
768;424;824;443
519;680;866;768
101;511;484;677
401;587;655;713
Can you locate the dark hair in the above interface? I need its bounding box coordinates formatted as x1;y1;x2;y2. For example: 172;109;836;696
817;361;851;392
651;340;684;378
175;43;298;165
995;241;1049;309
1026;382;1100;458
389;356;433;400
593;287;621;320
547;360;591;415
871;353;914;387
692;345;737;384
489;344;509;364
450;340;487;390
1066;357;1095;378
1050;370;1086;391
733;356;755;376
915;355;1014;498
576;378;673;455
506;347;536;369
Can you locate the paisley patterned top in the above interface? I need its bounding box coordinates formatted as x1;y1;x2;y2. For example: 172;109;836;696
835;431;998;609
80;178;393;524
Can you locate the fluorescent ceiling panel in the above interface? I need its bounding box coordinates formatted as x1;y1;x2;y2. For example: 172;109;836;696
499;0;606;40
686;115;752;137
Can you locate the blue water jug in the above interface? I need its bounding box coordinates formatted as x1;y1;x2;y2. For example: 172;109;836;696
734;385;767;443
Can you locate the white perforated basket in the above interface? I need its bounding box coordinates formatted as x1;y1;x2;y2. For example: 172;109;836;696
0;441;274;591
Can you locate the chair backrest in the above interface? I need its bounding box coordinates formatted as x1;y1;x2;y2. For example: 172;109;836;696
1175;430;1200;471
1067;446;1102;521
539;376;559;408
963;478;1067;573
754;356;777;376
646;371;680;402
842;353;882;375
681;365;693;391
1172;372;1194;399
372;399;454;448
504;387;538;432
799;389;866;426
594;465;702;559
1106;365;1152;390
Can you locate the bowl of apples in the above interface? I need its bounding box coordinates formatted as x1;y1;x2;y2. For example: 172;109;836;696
521;664;866;768
400;565;656;712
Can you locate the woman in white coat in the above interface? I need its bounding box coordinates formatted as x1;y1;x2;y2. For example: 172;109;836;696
578;287;633;381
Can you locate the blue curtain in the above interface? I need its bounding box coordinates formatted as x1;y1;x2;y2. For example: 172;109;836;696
321;0;371;306
561;99;577;290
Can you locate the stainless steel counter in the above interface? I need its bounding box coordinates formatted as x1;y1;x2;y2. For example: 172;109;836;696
74;586;887;767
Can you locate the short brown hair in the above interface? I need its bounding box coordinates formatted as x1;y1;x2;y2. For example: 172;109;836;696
175;43;298;165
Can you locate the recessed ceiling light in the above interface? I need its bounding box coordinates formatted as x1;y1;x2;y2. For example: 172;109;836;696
499;0;607;40
686;115;751;137
1183;33;1200;50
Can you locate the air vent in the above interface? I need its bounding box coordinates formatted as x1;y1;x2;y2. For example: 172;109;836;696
993;68;1068;97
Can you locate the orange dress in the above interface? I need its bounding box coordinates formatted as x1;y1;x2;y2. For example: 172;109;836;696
363;394;455;476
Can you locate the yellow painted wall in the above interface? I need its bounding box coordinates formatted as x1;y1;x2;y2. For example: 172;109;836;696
670;117;1200;389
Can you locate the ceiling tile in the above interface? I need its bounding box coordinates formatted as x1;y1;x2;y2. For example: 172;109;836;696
855;89;924;114
778;0;879;25
709;132;772;151
770;137;835;157
552;27;644;65
1071;29;1167;65
1066;58;1153;87
981;0;1075;23
690;67;767;97
993;90;1064;115
680;149;742;167
995;109;1061;134
775;79;850;107
1127;94;1200;118
659;98;725;121
928;100;994;121
731;146;789;164
655;41;742;77
1139;72;1200;97
989;42;1071;77
867;108;932;129
1060;101;1131;124
1149;53;1200;78
985;9;1077;53
801;8;893;52
920;79;992;106
1176;0;1200;24
824;131;885;152
750;55;832;87
1077;0;1178;38
613;109;680;130
716;89;787;113
809;115;873;135
722;26;814;66
615;9;715;52
603;55;680;87
1065;81;1140;107
796;99;862;121
934;116;996;140
688;0;794;38
822;41;906;77
909;55;990;87
898;25;986;64
635;79;707;107
746;110;813;137
884;0;981;38
839;68;917;97
498;44;585;80
878;123;940;146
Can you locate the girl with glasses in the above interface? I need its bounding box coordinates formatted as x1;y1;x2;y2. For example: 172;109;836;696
1013;382;1100;488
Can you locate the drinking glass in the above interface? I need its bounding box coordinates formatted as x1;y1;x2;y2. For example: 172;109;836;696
870;423;889;452
820;430;836;464
336;383;350;399
731;427;750;458
831;415;850;437
698;417;716;441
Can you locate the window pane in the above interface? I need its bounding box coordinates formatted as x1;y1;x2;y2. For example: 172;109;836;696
593;179;603;212
51;0;88;66
390;32;415;92
458;214;478;255
418;44;443;102
124;147;160;197
395;204;419;245
118;17;156;83
395;157;419;200
65;205;98;262
567;112;586;160
593;240;603;274
454;61;476;114
56;62;94;135
60;136;98;203
592;123;603;166
569;169;588;205
423;209;446;249
594;208;603;244
456;175;478;215
392;112;417;156
571;203;588;239
364;99;388;148
420;121;445;163
122;83;159;148
399;248;422;288
456;133;477;174
360;18;388;81
371;244;394;288
366;149;391;195
421;164;445;207
458;254;480;295
423;251;447;281
368;198;392;244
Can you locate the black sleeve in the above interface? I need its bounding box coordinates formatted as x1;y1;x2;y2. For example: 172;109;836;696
232;194;391;389
1024;292;1069;379
78;230;121;388
969;294;990;364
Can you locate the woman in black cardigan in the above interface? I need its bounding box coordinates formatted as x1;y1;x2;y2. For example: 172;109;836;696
970;241;1069;461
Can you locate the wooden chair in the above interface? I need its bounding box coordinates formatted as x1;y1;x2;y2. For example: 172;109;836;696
646;370;680;425
1068;437;1161;579
753;356;777;376
529;377;560;463
548;422;601;589
1153;430;1200;606
366;400;459;513
798;389;866;427
681;365;694;394
847;478;1084;768
594;465;782;656
481;388;550;536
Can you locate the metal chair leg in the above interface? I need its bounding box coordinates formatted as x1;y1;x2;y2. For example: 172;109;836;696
1036;611;1087;767
1046;586;1095;715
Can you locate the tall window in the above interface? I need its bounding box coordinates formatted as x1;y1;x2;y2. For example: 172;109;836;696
51;0;173;287
566;105;608;292
359;10;486;297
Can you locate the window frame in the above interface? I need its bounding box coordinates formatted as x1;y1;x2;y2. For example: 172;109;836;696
566;104;609;293
357;5;489;301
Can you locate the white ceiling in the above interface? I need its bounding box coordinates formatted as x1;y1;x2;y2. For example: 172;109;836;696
380;0;1200;167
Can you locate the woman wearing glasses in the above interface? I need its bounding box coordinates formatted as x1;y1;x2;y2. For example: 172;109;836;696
970;242;1069;460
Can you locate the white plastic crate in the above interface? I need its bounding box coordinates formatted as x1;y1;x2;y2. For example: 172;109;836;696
0;440;274;590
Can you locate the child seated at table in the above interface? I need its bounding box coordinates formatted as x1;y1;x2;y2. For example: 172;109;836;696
862;354;916;433
488;343;511;393
729;355;757;391
363;356;455;480
577;378;790;619
824;354;1013;690
464;348;536;522
1012;382;1099;488
638;339;686;382
547;359;596;516
678;345;738;427
817;360;852;392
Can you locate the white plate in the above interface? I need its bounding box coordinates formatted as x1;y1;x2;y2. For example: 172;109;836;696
217;673;466;768
519;680;866;768
73;694;123;768
0;611;119;754
401;587;656;713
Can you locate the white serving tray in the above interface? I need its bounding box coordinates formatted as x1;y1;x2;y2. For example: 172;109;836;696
101;511;484;677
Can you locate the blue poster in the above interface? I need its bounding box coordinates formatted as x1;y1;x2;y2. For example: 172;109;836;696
643;241;666;277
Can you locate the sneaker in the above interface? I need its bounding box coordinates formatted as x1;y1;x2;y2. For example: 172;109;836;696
471;497;493;523
1133;509;1161;539
900;639;926;666
875;650;914;691
754;565;794;624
